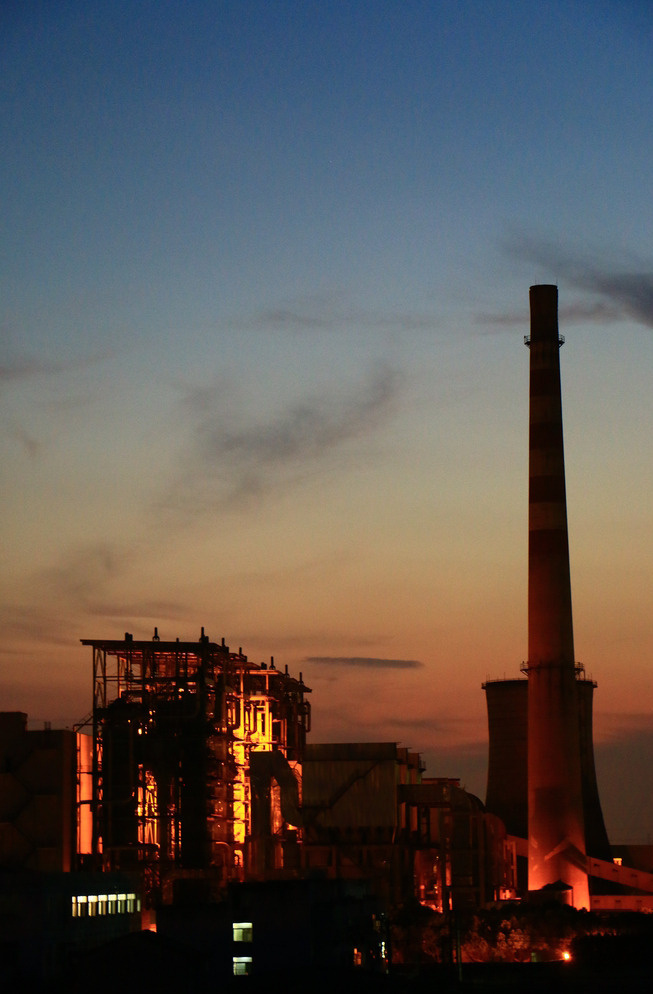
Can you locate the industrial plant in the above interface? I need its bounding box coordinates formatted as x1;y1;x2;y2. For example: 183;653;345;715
2;287;653;986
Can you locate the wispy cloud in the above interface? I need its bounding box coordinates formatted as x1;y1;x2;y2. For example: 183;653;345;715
0;356;62;382
1;350;109;455
389;715;476;732
0;603;76;649
306;656;423;669
163;363;403;513
478;299;623;328
0;350;110;384
6;422;41;457
1;537;192;652
233;296;438;334
206;367;397;466
42;542;131;610
500;236;653;329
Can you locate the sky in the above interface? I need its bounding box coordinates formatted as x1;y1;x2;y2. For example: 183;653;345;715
2;0;653;843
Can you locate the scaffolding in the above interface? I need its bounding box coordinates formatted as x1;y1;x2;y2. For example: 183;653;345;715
82;630;311;902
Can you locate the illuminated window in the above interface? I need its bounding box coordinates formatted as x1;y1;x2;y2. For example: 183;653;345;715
72;895;88;917
97;895;107;915
614;856;623;866
117;893;127;914
233;956;252;976
88;895;98;917
108;895;117;914
233;922;253;942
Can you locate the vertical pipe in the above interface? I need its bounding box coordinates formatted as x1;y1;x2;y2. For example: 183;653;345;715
526;285;589;908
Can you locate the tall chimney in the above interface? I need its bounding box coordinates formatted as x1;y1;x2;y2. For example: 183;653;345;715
526;285;589;908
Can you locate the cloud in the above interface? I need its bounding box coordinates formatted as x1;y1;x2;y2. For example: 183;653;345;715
306;656;423;669
0;350;110;385
477;300;623;328
0;356;62;382
236;305;335;331
232;294;438;334
389;715;476;731
595;711;653;743
42;542;131;608
0;603;76;649
90;599;190;622
0;350;109;455
501;235;653;329
1;535;194;658
6;422;41;457
207;368;397;466
163;363;403;513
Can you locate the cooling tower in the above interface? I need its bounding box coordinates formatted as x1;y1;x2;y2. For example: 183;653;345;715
577;676;611;861
483;679;528;840
483;677;611;861
526;284;589;907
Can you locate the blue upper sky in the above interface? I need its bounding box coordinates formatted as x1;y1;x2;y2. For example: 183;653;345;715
2;0;653;840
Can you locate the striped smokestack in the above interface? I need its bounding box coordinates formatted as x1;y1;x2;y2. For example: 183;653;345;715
526;285;589;908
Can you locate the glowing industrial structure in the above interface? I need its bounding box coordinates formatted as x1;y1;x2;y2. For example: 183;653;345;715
7;286;653;987
82;630;310;902
483;286;653;911
79;628;516;912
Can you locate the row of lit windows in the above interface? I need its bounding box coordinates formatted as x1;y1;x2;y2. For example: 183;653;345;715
71;893;140;917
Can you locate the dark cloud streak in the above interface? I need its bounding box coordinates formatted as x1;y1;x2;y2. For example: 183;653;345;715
0;356;62;382
501;236;653;330
203;366;399;467
478;300;623;328
164;364;403;513
233;299;438;334
306;656;423;670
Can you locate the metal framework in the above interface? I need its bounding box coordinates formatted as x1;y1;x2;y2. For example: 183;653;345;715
82;630;311;902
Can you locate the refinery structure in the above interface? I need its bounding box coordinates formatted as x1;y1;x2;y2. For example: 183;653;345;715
2;286;653;981
83;631;310;897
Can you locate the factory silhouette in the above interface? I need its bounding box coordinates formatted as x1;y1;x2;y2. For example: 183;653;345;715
2;287;653;984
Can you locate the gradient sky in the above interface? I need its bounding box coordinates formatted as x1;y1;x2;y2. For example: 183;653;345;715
2;1;653;842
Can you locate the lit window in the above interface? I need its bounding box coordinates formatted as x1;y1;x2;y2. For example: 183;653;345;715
98;895;108;916
73;895;88;917
233;922;253;942
233;956;252;976
88;895;98;917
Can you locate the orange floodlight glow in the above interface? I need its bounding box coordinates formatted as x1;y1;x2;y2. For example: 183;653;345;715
232;692;275;850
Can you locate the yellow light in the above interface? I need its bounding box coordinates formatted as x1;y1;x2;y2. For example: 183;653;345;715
562;951;571;962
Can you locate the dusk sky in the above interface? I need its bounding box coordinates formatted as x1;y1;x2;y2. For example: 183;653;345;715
2;1;653;842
